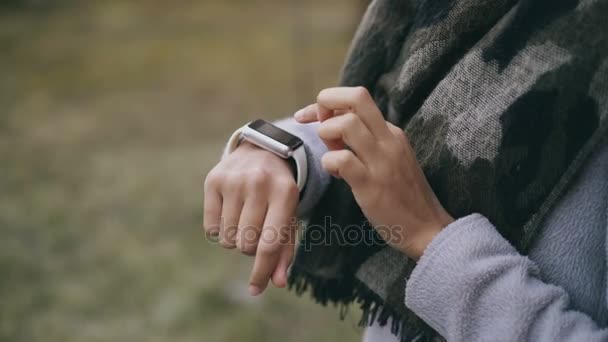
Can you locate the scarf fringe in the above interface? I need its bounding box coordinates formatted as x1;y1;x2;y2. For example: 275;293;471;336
288;265;441;342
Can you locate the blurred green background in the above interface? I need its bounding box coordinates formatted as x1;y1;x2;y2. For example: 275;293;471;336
0;1;366;341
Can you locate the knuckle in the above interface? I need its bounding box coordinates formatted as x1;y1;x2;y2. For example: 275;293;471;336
241;249;256;257
219;239;236;249
390;125;407;142
224;171;245;191
316;89;328;104
337;151;355;166
353;86;370;103
239;225;260;244
203;169;221;190
343;113;359;129
321;153;333;169
239;242;257;256
386;122;399;134
224;170;241;182
248;168;270;189
317;122;331;139
257;243;280;258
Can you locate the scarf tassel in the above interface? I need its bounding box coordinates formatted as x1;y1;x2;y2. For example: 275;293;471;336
288;265;441;342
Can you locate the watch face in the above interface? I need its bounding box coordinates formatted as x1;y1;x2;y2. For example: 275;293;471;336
248;119;303;150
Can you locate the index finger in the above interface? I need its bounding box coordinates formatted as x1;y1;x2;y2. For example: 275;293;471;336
294;103;334;123
316;87;389;136
248;190;297;295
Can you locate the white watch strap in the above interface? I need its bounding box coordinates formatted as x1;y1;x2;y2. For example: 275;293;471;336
223;127;244;159
291;145;307;192
223;125;308;192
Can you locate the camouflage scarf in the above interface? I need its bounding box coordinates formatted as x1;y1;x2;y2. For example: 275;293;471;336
287;0;608;341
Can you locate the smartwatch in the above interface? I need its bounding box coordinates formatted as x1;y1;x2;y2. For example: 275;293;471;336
223;119;308;192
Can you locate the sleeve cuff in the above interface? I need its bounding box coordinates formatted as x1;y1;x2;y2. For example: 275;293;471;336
404;213;517;335
273;118;330;218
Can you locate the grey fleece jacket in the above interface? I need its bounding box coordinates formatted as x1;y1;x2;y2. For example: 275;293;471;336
272;118;608;342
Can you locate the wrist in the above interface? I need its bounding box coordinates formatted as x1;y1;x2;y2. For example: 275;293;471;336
407;210;455;261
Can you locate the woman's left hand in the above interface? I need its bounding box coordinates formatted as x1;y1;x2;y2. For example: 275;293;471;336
294;87;454;260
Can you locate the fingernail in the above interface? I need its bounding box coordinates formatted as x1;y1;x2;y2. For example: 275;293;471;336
249;285;262;296
294;110;304;120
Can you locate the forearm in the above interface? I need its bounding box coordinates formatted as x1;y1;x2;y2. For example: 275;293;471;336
405;214;608;342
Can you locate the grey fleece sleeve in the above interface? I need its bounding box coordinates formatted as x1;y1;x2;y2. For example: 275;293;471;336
273;118;330;218
405;214;608;342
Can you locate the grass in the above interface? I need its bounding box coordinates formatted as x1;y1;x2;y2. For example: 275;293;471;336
0;1;364;341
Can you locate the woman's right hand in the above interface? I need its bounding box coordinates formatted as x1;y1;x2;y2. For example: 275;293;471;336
203;141;299;296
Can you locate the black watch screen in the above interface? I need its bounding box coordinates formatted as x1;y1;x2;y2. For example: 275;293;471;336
248;119;303;149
